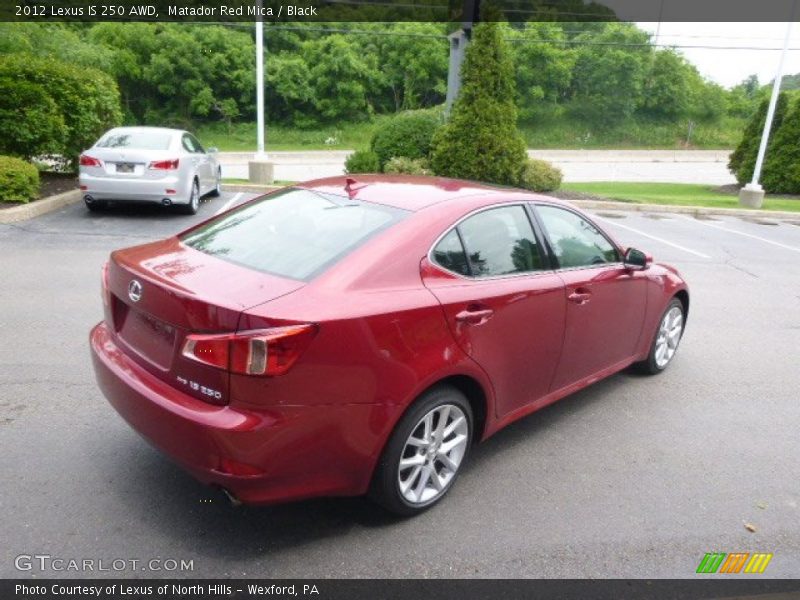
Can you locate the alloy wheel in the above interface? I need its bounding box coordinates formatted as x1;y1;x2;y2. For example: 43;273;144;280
654;305;683;368
397;404;469;505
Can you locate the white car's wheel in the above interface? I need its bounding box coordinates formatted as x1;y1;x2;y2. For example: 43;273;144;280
209;169;222;197
181;179;200;215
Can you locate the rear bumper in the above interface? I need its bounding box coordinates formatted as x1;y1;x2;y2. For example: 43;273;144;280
90;322;397;504
80;173;190;204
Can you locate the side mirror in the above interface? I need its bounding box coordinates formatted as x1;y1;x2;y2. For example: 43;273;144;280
207;147;218;154
623;247;651;270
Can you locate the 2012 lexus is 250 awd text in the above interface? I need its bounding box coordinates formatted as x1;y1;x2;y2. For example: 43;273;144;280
90;175;689;515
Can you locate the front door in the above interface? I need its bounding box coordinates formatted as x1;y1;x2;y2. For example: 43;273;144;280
533;204;647;391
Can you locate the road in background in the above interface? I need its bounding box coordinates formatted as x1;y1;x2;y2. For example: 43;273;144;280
1;194;798;578
219;149;736;185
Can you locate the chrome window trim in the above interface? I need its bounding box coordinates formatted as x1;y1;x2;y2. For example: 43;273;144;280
426;202;555;282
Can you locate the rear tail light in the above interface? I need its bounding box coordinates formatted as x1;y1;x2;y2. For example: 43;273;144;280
80;155;102;167
148;158;179;170
181;324;317;377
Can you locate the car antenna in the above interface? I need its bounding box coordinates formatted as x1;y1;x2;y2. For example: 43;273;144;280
344;177;368;198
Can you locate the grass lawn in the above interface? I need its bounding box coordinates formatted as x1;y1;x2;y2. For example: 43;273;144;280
196;119;386;152
195;114;746;152
561;182;800;213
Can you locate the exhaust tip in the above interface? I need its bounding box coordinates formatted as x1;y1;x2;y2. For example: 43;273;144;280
161;198;172;206
220;487;242;507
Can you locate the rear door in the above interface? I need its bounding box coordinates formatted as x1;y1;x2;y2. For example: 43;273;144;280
532;204;647;391
422;204;566;418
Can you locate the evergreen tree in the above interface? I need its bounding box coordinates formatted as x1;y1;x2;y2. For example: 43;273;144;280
430;20;527;186
728;92;788;186
761;96;800;193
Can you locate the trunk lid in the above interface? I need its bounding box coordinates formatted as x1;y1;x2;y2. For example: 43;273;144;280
106;237;304;404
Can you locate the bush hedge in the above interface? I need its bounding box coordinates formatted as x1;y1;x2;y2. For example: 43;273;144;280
344;149;380;174
0;54;122;171
383;156;432;175
0;156;40;203
370;109;441;170
520;158;562;192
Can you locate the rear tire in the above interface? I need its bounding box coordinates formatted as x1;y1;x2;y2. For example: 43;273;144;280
369;386;473;516
635;297;685;375
180;179;200;215
209;169;222;197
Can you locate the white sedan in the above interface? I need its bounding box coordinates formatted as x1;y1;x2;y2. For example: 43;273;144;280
79;127;221;215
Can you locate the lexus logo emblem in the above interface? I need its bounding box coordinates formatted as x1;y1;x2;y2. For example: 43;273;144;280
128;280;143;302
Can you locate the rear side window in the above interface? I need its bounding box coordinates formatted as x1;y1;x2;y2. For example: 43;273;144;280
96;130;173;150
432;230;470;276
432;205;544;277
181;188;407;281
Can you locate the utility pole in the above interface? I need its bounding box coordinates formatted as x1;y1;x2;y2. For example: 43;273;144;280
248;0;275;184
739;2;797;208
445;0;480;117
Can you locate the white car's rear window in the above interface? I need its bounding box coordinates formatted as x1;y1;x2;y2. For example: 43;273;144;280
96;131;173;150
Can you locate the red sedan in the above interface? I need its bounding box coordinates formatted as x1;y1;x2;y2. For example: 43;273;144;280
90;175;689;515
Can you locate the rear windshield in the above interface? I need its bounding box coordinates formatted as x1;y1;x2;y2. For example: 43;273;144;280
96;130;173;150
181;188;407;280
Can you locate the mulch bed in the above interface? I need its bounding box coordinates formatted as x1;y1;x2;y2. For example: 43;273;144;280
0;172;78;210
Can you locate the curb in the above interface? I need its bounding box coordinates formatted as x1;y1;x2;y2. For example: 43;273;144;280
565;199;800;221
0;189;82;224
222;184;285;194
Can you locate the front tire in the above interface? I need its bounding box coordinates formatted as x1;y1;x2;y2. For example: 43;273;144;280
369;386;473;516
636;297;685;374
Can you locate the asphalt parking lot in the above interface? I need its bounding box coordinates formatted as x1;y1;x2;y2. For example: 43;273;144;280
1;190;799;578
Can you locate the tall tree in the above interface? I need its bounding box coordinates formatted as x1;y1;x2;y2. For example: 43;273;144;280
728;92;789;186
430;19;527;185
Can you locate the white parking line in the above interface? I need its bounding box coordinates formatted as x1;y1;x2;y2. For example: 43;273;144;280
593;216;711;259
214;192;243;215
679;215;800;254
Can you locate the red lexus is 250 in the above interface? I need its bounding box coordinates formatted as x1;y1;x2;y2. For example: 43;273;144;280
90;175;689;515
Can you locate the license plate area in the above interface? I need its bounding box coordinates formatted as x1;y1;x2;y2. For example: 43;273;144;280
115;162;136;173
114;297;176;370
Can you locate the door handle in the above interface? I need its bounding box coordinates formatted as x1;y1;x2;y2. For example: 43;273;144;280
455;308;494;325
567;289;592;304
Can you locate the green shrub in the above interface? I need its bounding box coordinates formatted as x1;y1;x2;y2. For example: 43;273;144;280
520;158;562;192
0;54;122;171
344;149;380;174
728;93;788;186
430;20;528;186
0;156;40;203
383;156;432;175
370;109;442;170
761;97;800;194
0;78;67;161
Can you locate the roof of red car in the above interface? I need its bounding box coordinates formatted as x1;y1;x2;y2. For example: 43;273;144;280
297;174;564;212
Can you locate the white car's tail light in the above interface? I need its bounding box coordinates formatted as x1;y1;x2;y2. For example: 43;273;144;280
80;155;102;167
148;158;180;170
